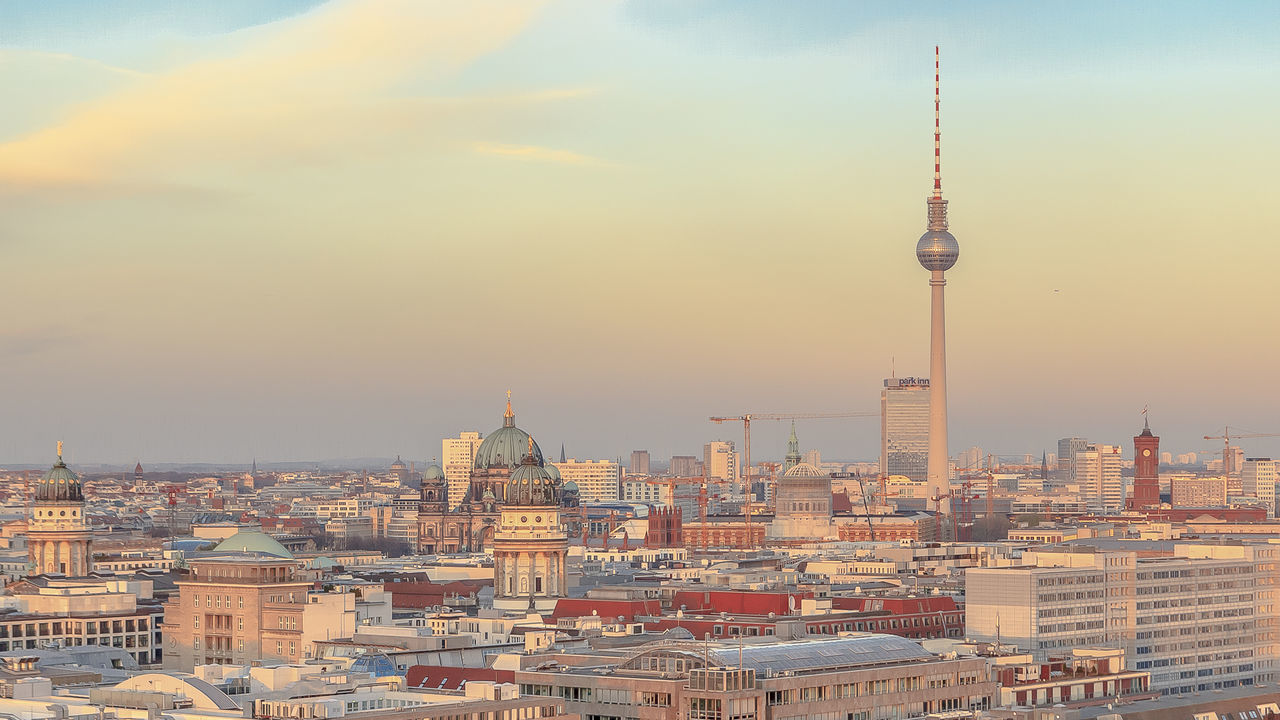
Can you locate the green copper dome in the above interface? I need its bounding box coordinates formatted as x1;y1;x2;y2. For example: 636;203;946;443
473;396;543;470
508;458;558;506
423;464;445;481
212;531;294;559
544;463;561;481
36;452;83;503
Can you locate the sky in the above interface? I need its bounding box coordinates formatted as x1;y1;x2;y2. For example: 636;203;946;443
1;0;1279;467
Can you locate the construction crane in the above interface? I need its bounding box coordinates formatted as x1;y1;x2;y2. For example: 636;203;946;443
709;411;878;543
1203;427;1280;476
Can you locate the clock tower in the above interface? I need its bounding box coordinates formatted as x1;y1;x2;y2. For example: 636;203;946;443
1129;418;1160;510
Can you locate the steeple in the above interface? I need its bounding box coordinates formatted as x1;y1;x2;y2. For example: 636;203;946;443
559;443;566;463
783;422;802;474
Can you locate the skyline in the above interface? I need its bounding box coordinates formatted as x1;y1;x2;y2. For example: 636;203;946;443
3;0;1280;464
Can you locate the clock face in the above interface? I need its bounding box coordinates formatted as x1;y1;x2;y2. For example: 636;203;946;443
1142;449;1151;457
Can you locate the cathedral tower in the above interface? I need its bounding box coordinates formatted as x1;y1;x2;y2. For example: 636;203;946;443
28;443;92;576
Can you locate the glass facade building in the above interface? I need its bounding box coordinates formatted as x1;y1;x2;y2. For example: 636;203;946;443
881;377;930;482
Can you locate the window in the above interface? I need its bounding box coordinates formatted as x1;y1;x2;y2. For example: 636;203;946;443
238;639;245;652
238;617;244;631
238;597;244;609
276;641;283;655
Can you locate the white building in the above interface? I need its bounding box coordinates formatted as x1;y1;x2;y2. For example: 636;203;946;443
1074;444;1124;511
966;542;1280;694
1242;458;1278;517
551;459;622;502
703;441;737;482
882;377;931;483
442;431;484;508
620;478;671;505
294;498;374;519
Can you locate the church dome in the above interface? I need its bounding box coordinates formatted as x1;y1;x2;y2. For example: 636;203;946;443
474;396;543;470
544;463;561;481
784;462;825;478
212;531;294;559
508;457;559;507
423;464;445;481
36;451;83;503
390;456;407;471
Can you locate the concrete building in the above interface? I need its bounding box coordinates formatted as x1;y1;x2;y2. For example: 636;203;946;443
966;542;1280;694
0;576;162;666
702;441;737;482
1057;437;1090;486
881;377;931;483
160;532;364;670
550;459;621;502
620;478;671;505
670;455;699;477
1242;458;1278;516
1170;476;1227;508
629;450;650;475
1074;444;1124;511
442;431;484;508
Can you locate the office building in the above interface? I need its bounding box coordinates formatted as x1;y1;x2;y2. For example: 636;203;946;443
1242;458;1278;517
629;450;650;475
551;459;622;502
1057;437;1089;485
966;542;1280;694
703;441;737;481
1171;476;1228;507
1074;444;1124;511
670;455;700;477
442;431;484;508
881;377;930;482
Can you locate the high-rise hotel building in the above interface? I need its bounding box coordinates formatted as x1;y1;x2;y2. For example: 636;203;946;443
881;377;930;482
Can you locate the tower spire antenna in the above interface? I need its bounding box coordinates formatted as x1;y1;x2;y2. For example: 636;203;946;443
934;44;942;198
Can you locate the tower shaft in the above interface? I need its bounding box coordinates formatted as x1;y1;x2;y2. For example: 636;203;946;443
927;270;950;513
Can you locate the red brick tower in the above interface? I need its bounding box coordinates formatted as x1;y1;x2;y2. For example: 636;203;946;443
1129;418;1160;510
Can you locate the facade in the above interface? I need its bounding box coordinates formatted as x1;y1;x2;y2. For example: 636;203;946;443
516;635;996;720
630;450;650;475
766;457;834;542
1242;458;1278;517
492;453;568;613
443;431;484;508
670;455;699;477
621;478;671;505
27;446;92;577
0;577;162;666
1057;437;1090;486
881;377;931;483
836;513;938;543
550;459;621;502
1075;444;1124;511
965;543;1280;694
1171;476;1228;508
1129;420;1160;510
702;441;737;481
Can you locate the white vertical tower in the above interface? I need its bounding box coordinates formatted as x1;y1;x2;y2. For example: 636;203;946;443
915;47;960;515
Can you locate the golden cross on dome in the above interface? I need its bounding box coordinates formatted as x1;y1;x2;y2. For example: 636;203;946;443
505;390;514;419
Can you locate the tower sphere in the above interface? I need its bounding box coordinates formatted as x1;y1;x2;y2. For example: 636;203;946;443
916;229;959;271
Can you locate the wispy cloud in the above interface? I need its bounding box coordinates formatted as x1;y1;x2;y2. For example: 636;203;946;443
0;0;547;190
471;141;607;166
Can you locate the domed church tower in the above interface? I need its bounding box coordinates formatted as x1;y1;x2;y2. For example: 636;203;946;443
493;440;567;613
28;442;92;576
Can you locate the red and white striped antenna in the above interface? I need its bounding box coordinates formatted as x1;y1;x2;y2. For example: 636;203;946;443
933;45;942;198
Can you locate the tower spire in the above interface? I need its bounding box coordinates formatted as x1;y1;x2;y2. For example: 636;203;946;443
927;45;949;231
503;390;515;428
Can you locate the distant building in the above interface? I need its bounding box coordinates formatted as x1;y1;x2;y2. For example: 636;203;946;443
1128;420;1160;510
442;431;484;508
670;455;700;477
1242;458;1278;517
1171;476;1227;507
551;459;621;502
628;450;650;475
492;456;567;613
702;441;737;481
620;478;669;505
881;377;930;482
1074;444;1124;511
1056;437;1089;485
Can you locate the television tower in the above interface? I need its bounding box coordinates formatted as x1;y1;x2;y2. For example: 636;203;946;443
916;46;959;514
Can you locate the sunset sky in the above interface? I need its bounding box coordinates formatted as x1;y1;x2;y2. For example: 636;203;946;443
2;0;1278;466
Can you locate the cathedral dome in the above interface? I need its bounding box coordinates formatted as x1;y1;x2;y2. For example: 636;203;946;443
474;396;543;470
213;531;294;559
36;451;83;503
544;463;561;481
423;464;445;481
783;462;825;478
508;456;559;507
